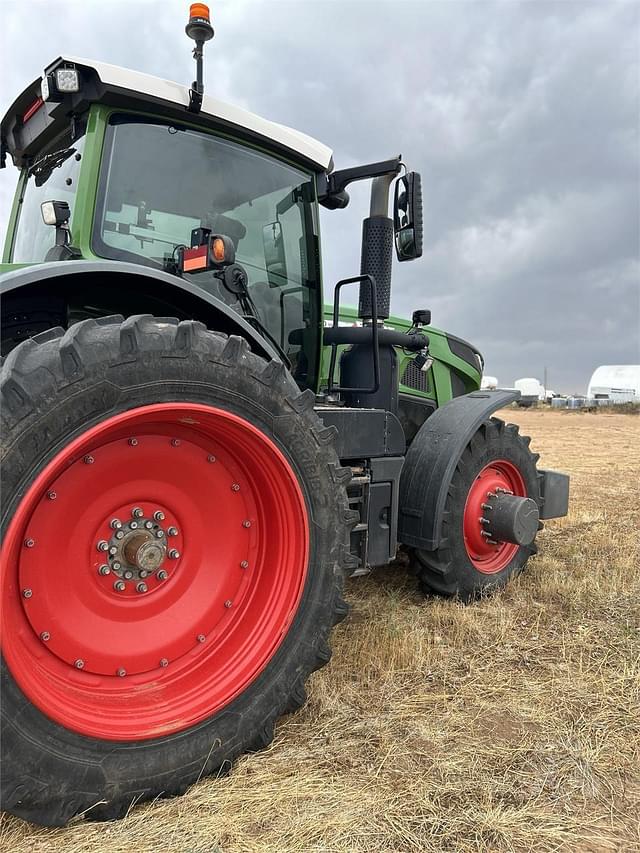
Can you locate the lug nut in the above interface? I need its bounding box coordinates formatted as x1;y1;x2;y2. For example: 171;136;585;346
99;564;111;576
171;438;181;447
74;659;84;669
128;438;138;446
224;600;232;608
132;507;144;518
110;518;122;529
97;540;109;552
231;483;240;492
242;520;252;528
197;634;206;643
130;521;138;529
40;631;50;642
24;538;35;548
168;549;180;559
113;580;126;592
112;561;122;571
144;520;153;529
139;570;148;578
167;526;178;536
136;582;148;593
155;530;164;539
154;511;165;522
83;455;94;465
47;491;57;500
109;546;118;555
159;658;169;667
207;455;216;463
240;560;249;569
124;570;134;580
22;588;33;599
157;569;168;581
115;530;125;539
117;668;126;677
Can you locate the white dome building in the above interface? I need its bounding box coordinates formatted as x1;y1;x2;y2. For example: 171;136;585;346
587;365;640;403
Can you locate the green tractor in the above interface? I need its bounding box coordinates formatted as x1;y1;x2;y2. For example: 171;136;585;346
0;5;568;827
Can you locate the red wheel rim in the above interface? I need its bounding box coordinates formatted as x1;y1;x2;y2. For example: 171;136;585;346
463;459;526;574
1;404;309;740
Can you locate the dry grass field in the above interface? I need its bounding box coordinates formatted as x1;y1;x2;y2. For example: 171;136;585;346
1;408;639;853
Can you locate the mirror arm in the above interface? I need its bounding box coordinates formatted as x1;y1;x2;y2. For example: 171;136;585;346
318;156;402;208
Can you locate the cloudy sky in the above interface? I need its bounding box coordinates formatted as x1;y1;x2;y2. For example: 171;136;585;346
1;0;638;392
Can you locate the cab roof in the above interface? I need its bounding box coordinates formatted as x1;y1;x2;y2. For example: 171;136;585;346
1;55;333;172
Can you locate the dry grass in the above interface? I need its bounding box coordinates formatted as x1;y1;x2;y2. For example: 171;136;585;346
1;410;639;853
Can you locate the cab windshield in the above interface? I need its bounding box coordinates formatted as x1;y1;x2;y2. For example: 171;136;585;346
94;116;321;386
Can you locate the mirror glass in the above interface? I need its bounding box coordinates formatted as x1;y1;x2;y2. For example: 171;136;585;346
393;172;423;262
262;220;287;284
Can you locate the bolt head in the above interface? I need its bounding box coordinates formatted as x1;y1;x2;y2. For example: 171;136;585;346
113;580;126;592
144;520;153;529
168;549;180;559
40;631;50;641
136;582;148;593
128;438;138;446
97;540;109;552
242;520;251;528
224;600;232;608
155;530;164;539
117;668;126;677
22;588;32;599
99;564;111;576
139;569;148;578
171;438;181;447
130;521;138;529
74;659;84;669
154;511;165;521
110;518;122;529
132;507;144;518
157;569;168;581
167;526;178;536
115;530;125;539
197;634;206;643
109;546;118;555
124;570;134;580
112;561;122;570
207;455;216;463
24;538;35;548
240;560;249;569
83;455;94;465
231;483;240;492
159;658;169;667
47;491;57;500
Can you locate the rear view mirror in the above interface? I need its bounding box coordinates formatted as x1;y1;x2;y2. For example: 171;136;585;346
262;221;287;286
393;172;423;261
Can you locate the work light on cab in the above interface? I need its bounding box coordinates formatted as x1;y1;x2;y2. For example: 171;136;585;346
41;66;80;102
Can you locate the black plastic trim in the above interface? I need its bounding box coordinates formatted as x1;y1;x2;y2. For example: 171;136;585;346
315;406;406;459
538;469;570;519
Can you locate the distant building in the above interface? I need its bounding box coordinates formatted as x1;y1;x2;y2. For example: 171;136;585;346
480;375;498;390
514;377;544;407
587;365;640;404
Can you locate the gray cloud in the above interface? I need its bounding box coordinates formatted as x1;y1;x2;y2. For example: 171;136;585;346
1;0;638;392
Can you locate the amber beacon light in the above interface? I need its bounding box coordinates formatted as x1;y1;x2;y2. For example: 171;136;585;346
185;4;214;113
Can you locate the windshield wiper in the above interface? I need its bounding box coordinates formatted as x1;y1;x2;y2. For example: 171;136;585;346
29;147;76;186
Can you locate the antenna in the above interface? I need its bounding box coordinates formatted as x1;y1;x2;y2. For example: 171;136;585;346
185;4;214;113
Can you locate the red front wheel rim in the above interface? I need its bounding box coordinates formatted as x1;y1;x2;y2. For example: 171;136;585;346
463;459;527;574
1;403;309;740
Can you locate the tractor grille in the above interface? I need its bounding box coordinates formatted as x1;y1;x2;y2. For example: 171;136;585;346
401;359;430;393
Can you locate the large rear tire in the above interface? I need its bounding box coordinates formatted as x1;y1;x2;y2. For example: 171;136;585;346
412;417;541;601
0;315;354;826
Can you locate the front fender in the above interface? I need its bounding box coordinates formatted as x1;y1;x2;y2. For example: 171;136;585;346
0;260;281;363
398;389;520;551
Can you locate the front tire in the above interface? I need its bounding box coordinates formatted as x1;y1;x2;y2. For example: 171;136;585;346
0;315;353;826
413;417;541;601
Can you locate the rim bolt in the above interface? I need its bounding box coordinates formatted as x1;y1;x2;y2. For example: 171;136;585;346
74;659;84;669
132;507;144;518
171;438;181;447
115;530;125;539
117;668;126;677
231;483;240;492
24;538;35;548
83;455;94;465
242;520;252;529
197;634;206;643
157;569;168;580
40;631;50;641
130;521;138;529
47;491;57;500
207;454;216;463
128;438;138;447
124;570;134;580
139;570;148;578
113;580;126;591
112;561;122;570
240;560;249;569
224;600;232;608
99;564;111;576
97;540;109;552
167;526;178;536
144;520;153;529
22;588;33;599
110;518;122;529
154;511;165;522
159;658;169;667
109;546;118;555
168;549;180;559
136;582;148;593
155;530;164;539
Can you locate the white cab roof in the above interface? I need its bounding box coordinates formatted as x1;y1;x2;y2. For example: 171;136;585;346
63;55;333;170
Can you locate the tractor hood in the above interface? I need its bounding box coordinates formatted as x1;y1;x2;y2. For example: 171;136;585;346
1;55;333;172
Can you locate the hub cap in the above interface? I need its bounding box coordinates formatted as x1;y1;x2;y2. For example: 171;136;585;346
463;459;527;574
1;404;309;740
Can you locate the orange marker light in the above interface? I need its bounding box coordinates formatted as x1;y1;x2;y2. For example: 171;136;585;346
190;3;210;21
212;237;226;263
